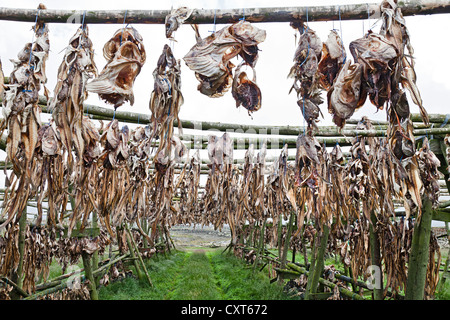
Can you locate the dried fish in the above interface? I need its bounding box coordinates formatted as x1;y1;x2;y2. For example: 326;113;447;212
149;44;184;154
417;138;440;209
349;31;399;110
380;0;428;125
50;25;97;169
327;59;363;128
184;20;266;98
165;7;193;39
231;62;262;114
0;6;50;230
317;30;346;91
288;25;324;129
86;27;146;109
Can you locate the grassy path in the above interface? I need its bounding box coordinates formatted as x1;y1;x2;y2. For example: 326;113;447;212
99;249;293;300
169;250;223;300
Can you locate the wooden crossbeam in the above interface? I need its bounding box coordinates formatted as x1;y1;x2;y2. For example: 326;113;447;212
0;1;449;25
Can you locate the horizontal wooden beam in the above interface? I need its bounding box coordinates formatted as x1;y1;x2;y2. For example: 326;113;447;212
0;1;449;25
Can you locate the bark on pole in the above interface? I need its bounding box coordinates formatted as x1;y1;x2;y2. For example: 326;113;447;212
309;224;330;297
81;251;99;300
370;210;384;300
9;207;27;300
0;1;449;24
405;196;433;300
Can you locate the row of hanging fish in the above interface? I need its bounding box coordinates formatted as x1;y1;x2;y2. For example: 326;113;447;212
289;0;438;223
289;0;428;132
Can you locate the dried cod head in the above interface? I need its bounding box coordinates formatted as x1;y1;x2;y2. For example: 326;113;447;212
184;20;266;98
86;27;146;109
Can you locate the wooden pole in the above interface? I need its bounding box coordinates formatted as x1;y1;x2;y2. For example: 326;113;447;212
25;253;129;300
437;222;449;293
280;213;295;274
405;196;433;300
124;226;146;283
1;1;449;24
91;211;100;287
253;219;266;272
369;211;384;300
125;224;153;287
81;251;99;300
308;224;331;297
287;262;367;300
9;207;27;300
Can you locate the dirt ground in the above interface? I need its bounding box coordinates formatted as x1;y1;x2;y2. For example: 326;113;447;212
169;224;231;250
169;224;449;252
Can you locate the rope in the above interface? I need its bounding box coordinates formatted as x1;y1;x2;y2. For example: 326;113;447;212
120;10;128;45
239;8;245;21
81;10;86;30
338;5;346;63
440;114;450;128
208;9;217;34
302;97;306;135
28;7;41;69
367;3;371;33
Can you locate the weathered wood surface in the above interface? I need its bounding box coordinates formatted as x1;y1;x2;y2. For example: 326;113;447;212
0;1;449;24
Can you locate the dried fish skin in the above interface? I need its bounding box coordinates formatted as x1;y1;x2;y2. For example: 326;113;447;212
295;133;321;187
288;27;322;82
317;30;346;91
417;138;441;209
229;20;266;67
100;120;130;170
38;124;60;156
214;132;234;169
149;44;184;155
50;26;97;169
231;63;261;114
327;59;363;128
288;26;325;130
81;116;101;167
292;27;323;65
86;27;146;109
349;32;399;110
183;20;265;98
165;7;193;39
297;96;323;127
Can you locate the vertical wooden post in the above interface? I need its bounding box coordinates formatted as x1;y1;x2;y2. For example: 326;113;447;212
437;222;449;293
91;211;99;287
125;224;153;287
308;224;330;297
142;218;148;249
10;207;27;300
253;219;266;272
304;232;318;300
281;212;294;270
81;251;99;300
125;226;146;283
369;211;384;300
405;196;433;300
277;217;283;262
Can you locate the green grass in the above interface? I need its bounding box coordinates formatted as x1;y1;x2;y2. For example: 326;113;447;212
99;250;188;300
168;250;223;300
210;250;294;300
98;249;295;300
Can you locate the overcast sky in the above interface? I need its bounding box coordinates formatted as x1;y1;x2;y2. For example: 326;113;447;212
0;0;449;142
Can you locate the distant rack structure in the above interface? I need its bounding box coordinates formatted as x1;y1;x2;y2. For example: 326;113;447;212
0;0;450;25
